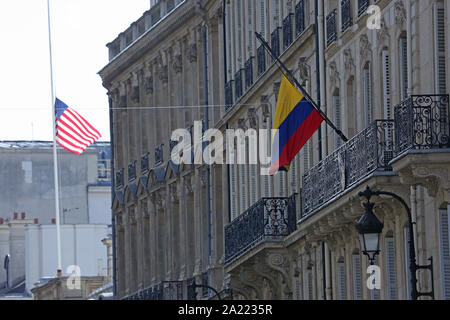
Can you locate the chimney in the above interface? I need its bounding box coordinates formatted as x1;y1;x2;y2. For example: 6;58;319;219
13;212;18;220
51;218;56;224
34;218;39;224
0;218;3;225
21;212;26;220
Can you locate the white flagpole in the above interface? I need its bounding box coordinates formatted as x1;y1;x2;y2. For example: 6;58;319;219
46;0;63;276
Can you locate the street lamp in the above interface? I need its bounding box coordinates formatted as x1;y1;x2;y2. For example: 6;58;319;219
355;200;384;265
356;186;435;300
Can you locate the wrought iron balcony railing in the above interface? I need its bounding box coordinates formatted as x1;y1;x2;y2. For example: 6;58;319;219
326;9;337;47
225;195;297;263
394;94;450;156
271;28;281;62
283;13;293;50
295;0;306;36
301;120;394;218
234;69;243;100
245;58;254;90
225;80;233;111
341;0;353;32
358;0;370;17
257;44;266;76
122;281;183;300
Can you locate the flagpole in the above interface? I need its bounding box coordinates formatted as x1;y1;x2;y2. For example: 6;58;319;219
255;32;348;143
47;0;63;276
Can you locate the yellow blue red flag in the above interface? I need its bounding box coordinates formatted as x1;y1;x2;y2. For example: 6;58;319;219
269;75;323;175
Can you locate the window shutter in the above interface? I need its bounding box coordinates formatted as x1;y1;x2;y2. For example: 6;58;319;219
382;50;392;119
352;253;362;300
371;256;380;300
333;94;341;149
404;227;412;299
385;236;398;300
307;271;313;300
230;164;238;220
289;156;298;194
337;260;347;300
249;165;258;206
434;2;447;95
237;0;242;65
438;206;450;299
278;171;287;197
239;165;248;213
400;38;409;100
302;140;310;172
259;0;266;36
363;65;372;127
295;278;301;300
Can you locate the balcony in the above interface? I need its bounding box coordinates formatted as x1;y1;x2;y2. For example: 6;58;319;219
295;0;306;36
245;58;254;90
235;70;243;100
225;80;233;111
301;120;394;218
358;0;370;18
283;14;293;50
270;28;281;62
257;45;266;76
394;95;450;156
225;195;297;264
301;94;449;218
122;281;183;300
326;9;337;47
341;0;353;33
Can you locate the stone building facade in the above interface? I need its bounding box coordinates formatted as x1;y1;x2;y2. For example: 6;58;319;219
100;0;450;300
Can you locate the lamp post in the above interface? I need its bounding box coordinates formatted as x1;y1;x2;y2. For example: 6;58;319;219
356;186;434;300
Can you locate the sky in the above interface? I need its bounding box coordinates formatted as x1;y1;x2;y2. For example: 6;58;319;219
0;0;150;142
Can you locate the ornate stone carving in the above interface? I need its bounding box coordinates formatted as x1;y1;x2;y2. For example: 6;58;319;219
260;96;271;121
187;43;197;63
184;175;194;194
298;57;311;84
273;82;281;97
130;72;140;103
394;0;406;28
343;48;355;73
329;61;340;89
360;34;372;63
237;118;248;131
377;16;390;44
145;75;153;95
159;65;168;84
173;54;183;74
169;184;179;203
247;108;258;129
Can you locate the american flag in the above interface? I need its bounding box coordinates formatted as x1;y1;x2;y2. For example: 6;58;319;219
55;98;101;155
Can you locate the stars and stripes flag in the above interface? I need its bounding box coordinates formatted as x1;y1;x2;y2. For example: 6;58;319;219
55;98;101;155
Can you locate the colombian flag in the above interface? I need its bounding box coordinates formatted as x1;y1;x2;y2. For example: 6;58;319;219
269;75;324;175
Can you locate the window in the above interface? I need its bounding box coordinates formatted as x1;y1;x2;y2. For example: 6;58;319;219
438;204;450;299
434;2;447;94
385;235;398;299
